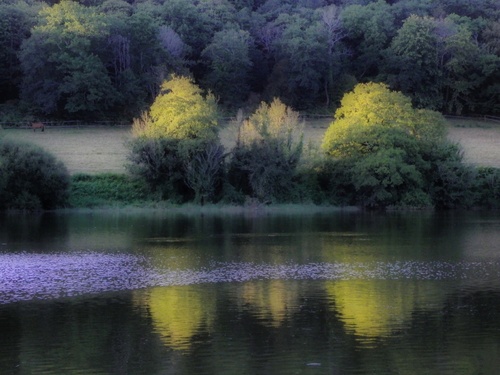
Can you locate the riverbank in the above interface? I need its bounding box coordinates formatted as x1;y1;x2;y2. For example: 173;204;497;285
66;173;357;213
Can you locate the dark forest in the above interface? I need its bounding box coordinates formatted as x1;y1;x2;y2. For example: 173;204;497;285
0;0;499;120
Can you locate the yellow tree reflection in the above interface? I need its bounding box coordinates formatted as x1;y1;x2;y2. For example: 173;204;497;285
321;231;450;343
135;285;215;351
326;279;446;344
240;280;300;327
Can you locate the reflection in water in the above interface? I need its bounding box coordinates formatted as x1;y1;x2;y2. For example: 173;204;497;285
1;210;500;374
240;280;299;327
325;279;448;344
2;251;499;304
134;286;216;351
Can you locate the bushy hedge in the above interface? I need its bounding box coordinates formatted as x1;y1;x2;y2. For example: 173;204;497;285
228;139;303;203
127;137;225;204
69;173;151;208
0;140;70;210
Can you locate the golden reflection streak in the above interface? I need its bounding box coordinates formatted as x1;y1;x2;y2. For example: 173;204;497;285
326;279;447;343
240;280;299;327
134;286;215;351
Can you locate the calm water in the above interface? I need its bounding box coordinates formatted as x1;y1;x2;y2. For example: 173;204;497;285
1;209;499;374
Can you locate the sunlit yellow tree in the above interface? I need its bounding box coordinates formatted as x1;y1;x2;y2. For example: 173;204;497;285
128;75;223;203
133;75;219;140
319;82;465;208
322;82;446;158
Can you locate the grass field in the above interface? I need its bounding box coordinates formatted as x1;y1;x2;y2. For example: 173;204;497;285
3;118;499;175
3;126;131;174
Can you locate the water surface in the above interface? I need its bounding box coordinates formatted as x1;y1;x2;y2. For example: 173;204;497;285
1;210;499;374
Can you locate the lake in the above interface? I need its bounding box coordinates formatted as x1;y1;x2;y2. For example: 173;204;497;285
1;209;499;374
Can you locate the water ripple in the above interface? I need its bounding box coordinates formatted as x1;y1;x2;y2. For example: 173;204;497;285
1;253;498;304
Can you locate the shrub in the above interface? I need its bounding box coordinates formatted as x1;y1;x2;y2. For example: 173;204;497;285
183;142;225;204
318;83;480;209
0;140;70;210
474;167;500;208
420;142;476;209
127;137;187;202
314;158;357;206
127;137;225;203
229;139;302;203
69;173;151;208
350;148;425;208
227;98;304;203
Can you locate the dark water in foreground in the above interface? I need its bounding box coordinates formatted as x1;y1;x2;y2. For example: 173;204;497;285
1;210;499;374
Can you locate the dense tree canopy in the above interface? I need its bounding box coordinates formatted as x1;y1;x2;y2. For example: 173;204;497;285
0;0;498;119
128;75;223;204
133;75;219;140
322;82;446;158
320;82;476;209
228;98;304;202
19;0;117;116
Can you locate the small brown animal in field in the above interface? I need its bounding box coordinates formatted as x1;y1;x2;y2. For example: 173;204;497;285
32;122;45;132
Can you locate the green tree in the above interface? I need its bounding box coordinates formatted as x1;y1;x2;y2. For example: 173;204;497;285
0;0;39;102
388;14;500;114
388;15;442;109
438;15;500;114
341;0;395;79
19;0;118;116
129;75;223;203
322;82;446;158
202;27;253;107
321;82;457;208
228;98;303;202
160;0;236;72
266;11;329;108
134;75;219;140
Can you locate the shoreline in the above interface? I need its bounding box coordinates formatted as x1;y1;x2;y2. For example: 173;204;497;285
1;203;362;216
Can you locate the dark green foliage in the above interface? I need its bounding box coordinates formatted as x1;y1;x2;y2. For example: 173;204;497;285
474;167;500;209
0;1;39;102
0;0;497;117
127;137;187;202
228;138;302;203
314;158;357;206
351;148;425;208
69;173;151;207
0;140;70;210
419;141;475;209
127;137;225;203
201;28;252;108
183;142;226;204
19;1;119;117
321;136;478;210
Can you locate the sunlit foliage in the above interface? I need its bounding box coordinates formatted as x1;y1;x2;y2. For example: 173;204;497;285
239;97;303;147
319;82;471;208
133;75;219;141
129;75;223;203
322;82;446;158
228;98;304;202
